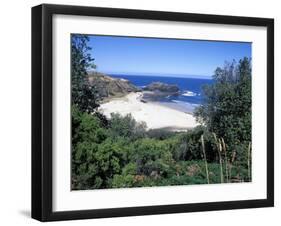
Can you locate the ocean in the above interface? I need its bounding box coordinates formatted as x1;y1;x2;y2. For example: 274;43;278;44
110;74;213;113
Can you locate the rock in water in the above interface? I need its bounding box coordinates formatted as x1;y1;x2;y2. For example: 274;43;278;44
143;82;179;94
142;82;180;101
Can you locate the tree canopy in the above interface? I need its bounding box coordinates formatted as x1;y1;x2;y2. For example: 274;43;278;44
71;34;99;113
194;58;251;149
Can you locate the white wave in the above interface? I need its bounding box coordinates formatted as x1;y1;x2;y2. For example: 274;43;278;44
172;100;183;103
182;90;197;97
172;100;197;106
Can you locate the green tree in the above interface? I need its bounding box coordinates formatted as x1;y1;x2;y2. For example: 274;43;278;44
71;34;99;113
109;113;147;140
194;57;251;150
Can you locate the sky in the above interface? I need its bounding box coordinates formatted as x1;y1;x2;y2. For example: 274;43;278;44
86;35;251;78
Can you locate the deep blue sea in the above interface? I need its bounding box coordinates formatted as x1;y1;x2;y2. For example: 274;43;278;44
110;74;213;113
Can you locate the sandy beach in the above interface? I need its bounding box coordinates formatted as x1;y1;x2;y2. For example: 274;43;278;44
99;92;199;131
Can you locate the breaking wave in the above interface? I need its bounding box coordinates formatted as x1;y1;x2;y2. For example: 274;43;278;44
182;90;197;97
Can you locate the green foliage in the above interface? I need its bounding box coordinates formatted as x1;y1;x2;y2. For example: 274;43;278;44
194;58;251;149
71;34;99;113
146;128;175;140
112;174;135;188
111;163;137;188
71;107;251;189
71;106;108;189
109;113;147;140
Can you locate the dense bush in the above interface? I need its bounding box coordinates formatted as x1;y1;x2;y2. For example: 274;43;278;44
72;107;251;190
108;113;147;140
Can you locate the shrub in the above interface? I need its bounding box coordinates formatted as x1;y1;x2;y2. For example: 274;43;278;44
109;113;147;140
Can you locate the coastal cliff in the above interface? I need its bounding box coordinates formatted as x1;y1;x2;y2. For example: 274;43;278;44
87;72;181;103
88;72;140;99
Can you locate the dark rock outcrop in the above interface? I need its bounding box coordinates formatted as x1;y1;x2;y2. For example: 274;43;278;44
143;82;179;94
142;82;180;101
87;72;139;99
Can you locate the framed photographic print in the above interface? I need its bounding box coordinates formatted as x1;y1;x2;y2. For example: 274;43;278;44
32;4;274;221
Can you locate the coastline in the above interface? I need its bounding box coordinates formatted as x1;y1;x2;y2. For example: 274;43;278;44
99;92;199;131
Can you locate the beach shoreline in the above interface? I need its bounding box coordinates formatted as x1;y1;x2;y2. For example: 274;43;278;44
99;92;199;131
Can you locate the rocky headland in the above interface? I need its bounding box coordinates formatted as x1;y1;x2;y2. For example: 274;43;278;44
87;72;140;100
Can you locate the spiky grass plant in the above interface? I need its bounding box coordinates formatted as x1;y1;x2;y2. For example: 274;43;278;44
213;133;224;183
247;142;251;181
229;150;236;182
221;138;229;182
200;135;210;184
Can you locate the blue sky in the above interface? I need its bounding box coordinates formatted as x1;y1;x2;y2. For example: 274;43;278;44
87;35;251;78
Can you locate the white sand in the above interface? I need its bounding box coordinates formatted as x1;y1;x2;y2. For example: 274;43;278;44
99;93;199;131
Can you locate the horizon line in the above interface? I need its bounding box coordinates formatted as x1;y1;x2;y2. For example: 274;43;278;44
89;70;212;80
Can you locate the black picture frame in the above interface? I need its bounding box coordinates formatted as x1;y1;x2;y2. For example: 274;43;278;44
32;3;274;222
